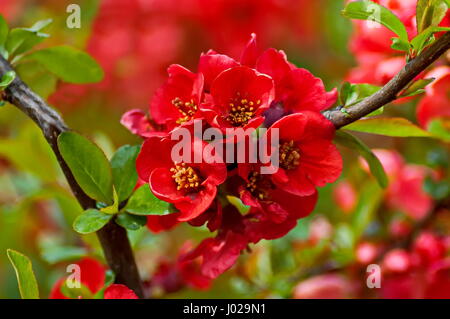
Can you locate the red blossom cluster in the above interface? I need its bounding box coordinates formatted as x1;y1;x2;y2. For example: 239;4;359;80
381;232;450;298
122;35;342;283
346;0;450;128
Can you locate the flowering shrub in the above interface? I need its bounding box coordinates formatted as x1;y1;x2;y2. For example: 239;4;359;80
0;0;449;300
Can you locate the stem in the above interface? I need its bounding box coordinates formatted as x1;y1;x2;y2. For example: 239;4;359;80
0;57;144;298
324;32;450;128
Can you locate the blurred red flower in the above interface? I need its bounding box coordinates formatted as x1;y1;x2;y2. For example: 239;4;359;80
50;258;138;299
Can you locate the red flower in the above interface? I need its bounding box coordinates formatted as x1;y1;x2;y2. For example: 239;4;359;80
333;180;357;213
150;64;204;130
120;109;159;138
104;285;139;299
50;258;138;299
202;66;274;132
417;67;450;128
136;135;227;221
381;233;450;299
256;49;337;115
264;112;342;197
181;194;316;279
149;242;212;294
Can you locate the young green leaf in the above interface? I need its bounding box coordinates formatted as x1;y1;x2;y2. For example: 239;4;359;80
0;70;15;89
226;195;250;214
5;29;49;58
111;145;140;202
340;82;381;107
7;249;39;299
345;117;432;137
391;37;411;52
26;46;104;84
125;184;174;216
73;209;113;234
5;19;52;58
411;26;450;53
342;0;409;41
58;131;114;204
416;0;448;33
334;131;388;188
399;78;435;98
116;213;147;231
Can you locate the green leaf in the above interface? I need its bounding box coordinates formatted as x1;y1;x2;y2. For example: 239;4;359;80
351;181;383;239
73;209;113;234
411;26;450;53
6;249;39;299
125;184;174;216
26;46;104;83
400;78;435;98
111;145;140;203
335;131;388;188
391;37;411;52
58;131;114;204
0;15;8;46
345;117;432;137
116;213;147;231
0;70;15;89
15;61;57;99
428;118;450;141
342;0;409;41
341;82;381;107
5;19;52;58
417;0;448;34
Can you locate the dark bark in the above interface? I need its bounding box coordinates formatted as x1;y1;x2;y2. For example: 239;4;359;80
0;57;144;298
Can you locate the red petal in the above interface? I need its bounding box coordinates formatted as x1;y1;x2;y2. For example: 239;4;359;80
256;48;292;84
147;213;181;233
150;64;203;125
240;33;258;67
211;66;274;115
198;52;239;91
120;109;155;138
176;183;218;221
136;136;173;182
104;284;138;299
277;69;330;112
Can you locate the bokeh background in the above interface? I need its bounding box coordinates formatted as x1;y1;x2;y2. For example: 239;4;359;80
0;0;448;299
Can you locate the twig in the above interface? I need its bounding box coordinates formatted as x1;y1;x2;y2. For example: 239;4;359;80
0;57;144;298
324;32;450;128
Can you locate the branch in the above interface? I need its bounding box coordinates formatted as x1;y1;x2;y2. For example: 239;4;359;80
0;57;144;298
324;32;450;128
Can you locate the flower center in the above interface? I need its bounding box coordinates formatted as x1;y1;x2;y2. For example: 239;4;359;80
226;97;261;127
170;163;202;193
246;171;273;200
280;140;300;170
279;140;300;170
172;97;198;124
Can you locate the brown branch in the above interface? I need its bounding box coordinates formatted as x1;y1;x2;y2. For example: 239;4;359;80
0;57;144;298
324;32;450;128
